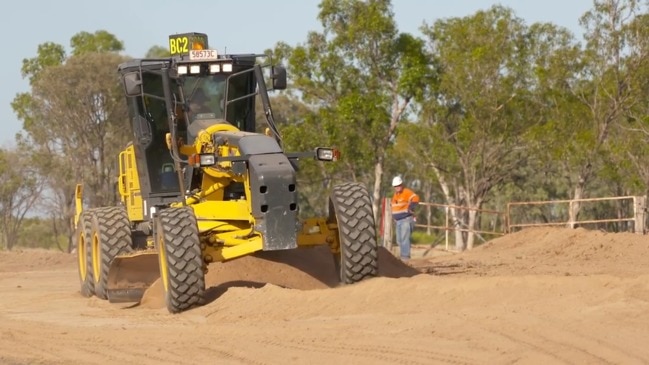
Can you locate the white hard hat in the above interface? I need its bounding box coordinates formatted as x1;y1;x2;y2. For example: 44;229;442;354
391;176;403;187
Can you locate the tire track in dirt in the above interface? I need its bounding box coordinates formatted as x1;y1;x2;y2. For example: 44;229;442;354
196;345;271;365
189;313;486;365
0;270;191;365
247;336;480;365
3;228;649;364
449;309;647;364
0;320;175;365
475;320;607;363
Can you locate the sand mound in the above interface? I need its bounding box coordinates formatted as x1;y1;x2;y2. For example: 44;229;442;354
140;245;418;309
423;226;649;277
0;248;75;272
4;226;649;364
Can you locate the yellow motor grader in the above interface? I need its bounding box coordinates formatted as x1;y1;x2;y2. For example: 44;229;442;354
74;32;378;313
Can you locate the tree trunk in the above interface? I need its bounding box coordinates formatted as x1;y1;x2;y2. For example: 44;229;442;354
2;205;20;250
569;168;590;229
430;163;466;251
452;209;466;251
372;158;384;224
1;229;8;250
466;208;478;250
424;185;432;235
3;221;17;250
569;183;584;229
371;92;410;223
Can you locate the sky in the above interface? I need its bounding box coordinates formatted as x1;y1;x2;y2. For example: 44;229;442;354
0;0;594;147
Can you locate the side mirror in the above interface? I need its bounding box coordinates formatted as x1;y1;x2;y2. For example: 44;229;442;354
123;72;142;97
271;65;287;90
134;115;152;147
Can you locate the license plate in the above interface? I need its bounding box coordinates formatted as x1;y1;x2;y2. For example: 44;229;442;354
189;49;218;61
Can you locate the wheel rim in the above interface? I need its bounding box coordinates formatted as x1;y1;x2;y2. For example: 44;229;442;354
77;231;87;280
92;232;101;283
156;227;170;293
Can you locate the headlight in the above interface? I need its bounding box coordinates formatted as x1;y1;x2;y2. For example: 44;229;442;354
209;64;221;73
189;153;216;167
178;65;188;75
199;154;216;166
222;63;233;72
315;147;340;161
190;65;201;74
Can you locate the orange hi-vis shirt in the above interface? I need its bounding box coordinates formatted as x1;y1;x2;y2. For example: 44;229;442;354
391;188;419;221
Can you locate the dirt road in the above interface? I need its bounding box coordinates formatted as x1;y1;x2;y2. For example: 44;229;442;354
2;227;649;364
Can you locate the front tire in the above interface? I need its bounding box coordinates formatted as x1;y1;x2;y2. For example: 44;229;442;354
329;182;379;284
155;206;205;313
91;206;133;300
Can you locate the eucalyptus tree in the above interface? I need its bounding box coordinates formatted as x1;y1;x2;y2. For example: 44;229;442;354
608;10;649;197
418;6;562;250
0;149;42;250
70;30;124;56
559;0;649;225
11;30;129;250
519;22;589;225
145;45;171;58
274;0;434;221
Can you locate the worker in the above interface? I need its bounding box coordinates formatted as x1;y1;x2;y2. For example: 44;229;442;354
188;88;212;115
391;176;419;262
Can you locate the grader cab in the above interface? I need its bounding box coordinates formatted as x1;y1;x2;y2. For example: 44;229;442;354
74;32;379;313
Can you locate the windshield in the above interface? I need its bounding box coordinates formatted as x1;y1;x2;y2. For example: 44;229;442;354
183;75;226;120
180;71;254;133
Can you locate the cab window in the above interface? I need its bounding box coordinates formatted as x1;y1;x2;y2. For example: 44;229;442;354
181;71;254;131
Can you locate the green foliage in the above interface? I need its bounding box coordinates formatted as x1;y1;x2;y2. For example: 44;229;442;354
20;42;66;84
70;30;124;55
145;45;171;58
7;1;649;250
418;6;536;202
11;30;129;250
26;51;129;207
411;230;438;245
274;0;435;220
11;217;65;250
266;1;649;248
10;92;37;140
412;4;618;249
0;148;42;250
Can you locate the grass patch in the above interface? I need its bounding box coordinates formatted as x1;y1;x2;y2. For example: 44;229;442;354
411;230;438;245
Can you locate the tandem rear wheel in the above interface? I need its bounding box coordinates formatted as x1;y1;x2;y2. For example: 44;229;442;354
75;209;95;297
90;207;134;299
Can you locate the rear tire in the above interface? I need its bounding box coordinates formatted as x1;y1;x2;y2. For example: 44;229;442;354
91;206;133;300
329;182;379;284
76;210;95;297
155;206;205;313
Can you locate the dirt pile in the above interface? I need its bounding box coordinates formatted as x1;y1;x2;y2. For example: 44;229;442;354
421;227;649;277
3;227;649;364
0;248;75;272
140;245;419;308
